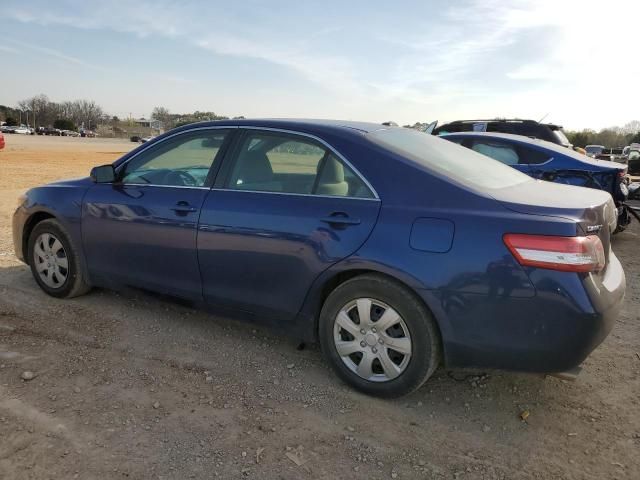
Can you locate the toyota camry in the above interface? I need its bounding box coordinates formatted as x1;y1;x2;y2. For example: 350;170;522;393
12;119;625;397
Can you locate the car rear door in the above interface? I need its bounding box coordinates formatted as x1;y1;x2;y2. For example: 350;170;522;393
81;128;233;300
197;128;381;321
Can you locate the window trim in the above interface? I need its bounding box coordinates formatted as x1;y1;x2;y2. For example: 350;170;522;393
218;126;379;200
112;126;237;189
109;125;379;200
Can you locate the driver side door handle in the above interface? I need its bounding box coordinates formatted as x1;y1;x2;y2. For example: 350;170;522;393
171;201;198;213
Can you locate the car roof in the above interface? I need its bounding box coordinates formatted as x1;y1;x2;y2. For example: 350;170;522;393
441;131;549;143
176;118;389;136
441;132;626;170
437;119;563;129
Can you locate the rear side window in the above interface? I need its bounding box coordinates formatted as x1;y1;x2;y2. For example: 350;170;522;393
369;129;530;190
519;146;551;165
469;140;551;165
471;140;520;165
227;131;374;198
552;129;571;146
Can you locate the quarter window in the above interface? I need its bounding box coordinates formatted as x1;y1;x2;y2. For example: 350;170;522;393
227;132;374;198
120;130;229;187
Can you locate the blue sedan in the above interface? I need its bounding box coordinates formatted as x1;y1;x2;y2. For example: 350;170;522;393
440;132;632;230
12;120;625;397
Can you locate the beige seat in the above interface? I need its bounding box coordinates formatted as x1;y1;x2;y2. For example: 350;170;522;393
316;155;349;196
232;151;283;192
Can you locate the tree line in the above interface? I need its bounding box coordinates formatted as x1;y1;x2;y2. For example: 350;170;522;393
565;120;640;148
0;96;239;133
2;95;639;147
150;106;243;130
0;94;105;130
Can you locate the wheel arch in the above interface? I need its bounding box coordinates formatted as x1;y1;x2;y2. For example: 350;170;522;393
299;263;448;362
22;211;56;265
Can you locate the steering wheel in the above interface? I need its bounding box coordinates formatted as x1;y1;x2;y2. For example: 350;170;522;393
165;170;198;187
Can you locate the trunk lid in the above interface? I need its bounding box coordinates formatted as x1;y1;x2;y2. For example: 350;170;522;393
490;179;616;265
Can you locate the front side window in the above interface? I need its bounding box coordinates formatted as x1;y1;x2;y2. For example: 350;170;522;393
227;131;374;198
120;130;229;187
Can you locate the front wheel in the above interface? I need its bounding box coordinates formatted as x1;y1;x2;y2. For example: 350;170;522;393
319;274;441;398
27;219;91;298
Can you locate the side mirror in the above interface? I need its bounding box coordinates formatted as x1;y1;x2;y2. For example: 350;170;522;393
90;164;116;183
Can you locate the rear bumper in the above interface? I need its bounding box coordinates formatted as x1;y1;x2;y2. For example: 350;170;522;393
427;254;625;373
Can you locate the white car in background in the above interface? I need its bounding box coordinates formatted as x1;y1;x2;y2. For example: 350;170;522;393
12;125;33;134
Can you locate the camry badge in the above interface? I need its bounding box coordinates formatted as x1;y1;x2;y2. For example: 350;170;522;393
587;224;603;233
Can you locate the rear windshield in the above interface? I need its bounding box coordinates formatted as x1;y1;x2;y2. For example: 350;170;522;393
369;128;531;190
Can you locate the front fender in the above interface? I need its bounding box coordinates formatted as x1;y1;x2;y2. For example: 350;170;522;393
13;182;90;277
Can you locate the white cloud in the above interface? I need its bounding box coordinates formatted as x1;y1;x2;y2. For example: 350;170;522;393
8;40;110;71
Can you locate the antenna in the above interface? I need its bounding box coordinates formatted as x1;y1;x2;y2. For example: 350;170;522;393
538;112;549;123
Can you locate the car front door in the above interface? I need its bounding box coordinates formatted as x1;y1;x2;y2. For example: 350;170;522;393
82;128;232;299
197;129;381;321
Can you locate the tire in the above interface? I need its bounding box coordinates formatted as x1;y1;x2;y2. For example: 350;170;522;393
27;219;91;298
319;274;441;398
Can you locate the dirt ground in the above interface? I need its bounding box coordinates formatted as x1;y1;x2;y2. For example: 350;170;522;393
0;134;639;480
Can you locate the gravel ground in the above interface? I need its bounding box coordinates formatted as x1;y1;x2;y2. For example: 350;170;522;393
0;135;639;479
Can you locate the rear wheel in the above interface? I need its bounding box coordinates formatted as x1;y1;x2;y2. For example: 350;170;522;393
28;219;91;298
319;274;441;397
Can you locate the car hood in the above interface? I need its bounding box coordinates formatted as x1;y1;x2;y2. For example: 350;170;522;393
46;177;94;187
489;179;617;236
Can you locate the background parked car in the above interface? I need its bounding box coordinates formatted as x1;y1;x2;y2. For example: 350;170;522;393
628;150;640;183
0;131;4;150
595;147;625;162
47;128;63;136
585;145;605;158
441;132;633;230
433;118;572;148
11;125;32;134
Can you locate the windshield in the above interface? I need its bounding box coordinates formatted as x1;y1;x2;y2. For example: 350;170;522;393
368;128;531;190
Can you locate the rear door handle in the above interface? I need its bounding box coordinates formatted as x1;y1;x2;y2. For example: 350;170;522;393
171;201;198;213
320;213;361;226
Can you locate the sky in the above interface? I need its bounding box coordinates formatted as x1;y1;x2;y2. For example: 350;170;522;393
0;0;638;130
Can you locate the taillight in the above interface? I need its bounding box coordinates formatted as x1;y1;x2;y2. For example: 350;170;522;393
503;234;605;273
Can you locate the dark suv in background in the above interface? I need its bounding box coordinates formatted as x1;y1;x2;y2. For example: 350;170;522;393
433;119;572;148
